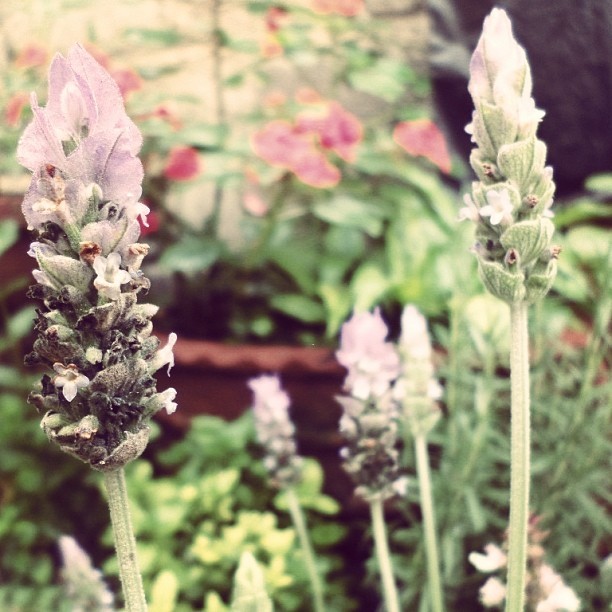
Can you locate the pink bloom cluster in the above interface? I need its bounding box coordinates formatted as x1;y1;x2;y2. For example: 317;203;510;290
163;145;201;181
252;101;362;188
393;118;452;174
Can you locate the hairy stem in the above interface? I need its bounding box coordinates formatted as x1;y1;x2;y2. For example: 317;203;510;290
285;487;325;612
104;468;147;611
370;498;400;612
415;434;445;612
505;301;530;612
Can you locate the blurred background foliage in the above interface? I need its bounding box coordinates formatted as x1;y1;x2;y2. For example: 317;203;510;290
0;0;610;610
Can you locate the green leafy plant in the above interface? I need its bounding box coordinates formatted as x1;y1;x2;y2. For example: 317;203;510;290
0;219;108;610
138;0;462;345
101;413;353;611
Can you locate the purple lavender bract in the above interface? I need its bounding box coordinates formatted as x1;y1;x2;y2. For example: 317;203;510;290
17;45;176;471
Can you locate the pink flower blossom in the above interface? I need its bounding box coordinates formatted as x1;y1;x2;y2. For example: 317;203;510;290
393;119;452;174
15;44;48;68
4;92;28;127
336;309;400;400
243;191;269;217
252;120;341;188
110;68;143;99
296;102;362;162
265;6;289;32
291;149;341;188
163;146;201;181
252;120;312;167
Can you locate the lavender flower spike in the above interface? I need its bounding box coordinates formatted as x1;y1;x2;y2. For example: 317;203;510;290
336;309;405;502
18;45;176;471
464;8;558;303
248;374;303;488
393;305;442;437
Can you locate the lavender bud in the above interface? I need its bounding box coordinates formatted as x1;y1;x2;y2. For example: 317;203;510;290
463;9;557;303
394;306;442;437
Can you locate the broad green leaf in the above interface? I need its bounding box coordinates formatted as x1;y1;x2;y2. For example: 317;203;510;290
269;294;325;324
150;570;179;612
319;283;352;338
552;198;611;229
350;262;391;311
159;236;223;274
585;172;612;194
313;195;386;237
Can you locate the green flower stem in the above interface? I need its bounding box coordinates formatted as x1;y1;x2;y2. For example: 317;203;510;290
370;498;400;612
285;487;325;612
505;301;530;612
103;468;147;612
414;433;445;612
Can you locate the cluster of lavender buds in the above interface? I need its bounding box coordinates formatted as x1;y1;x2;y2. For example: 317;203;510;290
17;45;177;471
248;374;303;489
58;535;114;611
460;8;559;304
393;305;443;438
469;517;581;611
335;309;405;502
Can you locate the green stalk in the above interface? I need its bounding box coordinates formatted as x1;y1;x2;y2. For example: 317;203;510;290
505;301;530;612
285;487;325;612
370;498;400;612
414;434;445;612
103;468;147;612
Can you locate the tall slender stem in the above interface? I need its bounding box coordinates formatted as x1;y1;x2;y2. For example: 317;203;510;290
505;301;530;612
414;434;445;612
370;498;401;612
104;468;147;611
285;487;325;612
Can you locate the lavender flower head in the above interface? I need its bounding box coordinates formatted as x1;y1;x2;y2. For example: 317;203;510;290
17;45;176;471
248;374;303;488
59;535;114;611
393;305;442;437
336;309;405;502
335;308;400;401
461;9;559;304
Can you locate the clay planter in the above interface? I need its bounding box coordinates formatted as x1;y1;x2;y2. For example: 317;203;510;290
155;332;357;503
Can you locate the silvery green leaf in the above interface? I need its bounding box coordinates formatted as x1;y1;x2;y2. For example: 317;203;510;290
231;552;273;612
500;218;554;265
497;137;546;190
525;259;557;303
477;102;518;155
34;248;93;292
478;258;525;303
